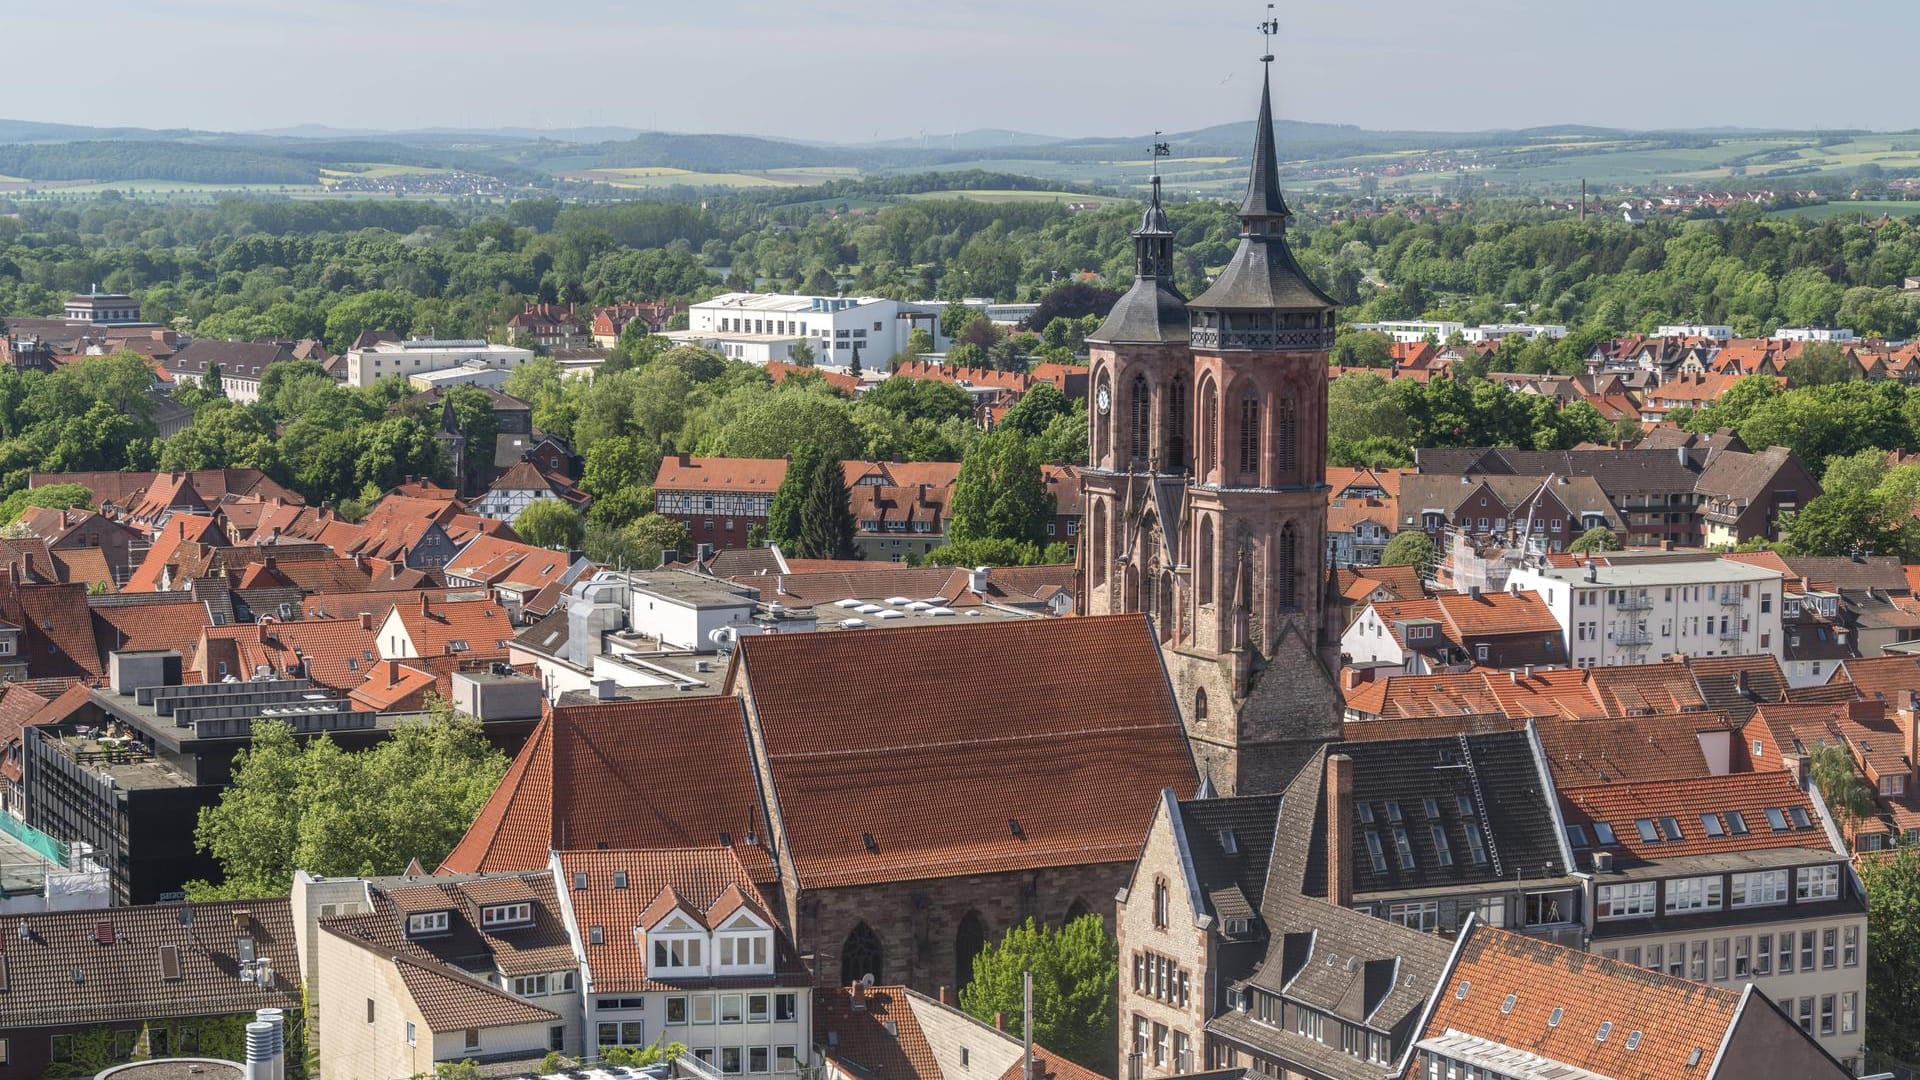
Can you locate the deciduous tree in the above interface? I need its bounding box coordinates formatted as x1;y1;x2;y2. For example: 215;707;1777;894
959;915;1117;1076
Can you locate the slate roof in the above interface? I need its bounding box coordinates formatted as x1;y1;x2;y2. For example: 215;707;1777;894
1413;447;1705;496
732;614;1196;889
1177;794;1282;932
0;899;300;1028
1421;924;1743;1080
440;696;774;879
320;871;575;981
1300;732;1571;898
1686;653;1790;725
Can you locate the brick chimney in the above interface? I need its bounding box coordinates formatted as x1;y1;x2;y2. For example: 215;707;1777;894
359;612;374;632
419;594;431;618
1327;754;1354;908
937;985;951;1006
993;1012;1007;1032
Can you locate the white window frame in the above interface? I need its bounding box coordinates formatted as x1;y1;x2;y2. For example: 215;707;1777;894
1664;876;1723;914
1732;869;1788;908
1797;864;1841;902
1596;881;1656;920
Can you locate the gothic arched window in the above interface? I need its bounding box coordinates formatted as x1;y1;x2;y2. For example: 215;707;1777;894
1199;377;1219;481
841;922;884;986
955;911;986;990
1194;688;1209;725
1165;374;1188;468
1197;516;1216;607
1238;396;1261;478
1130;374;1151;465
1152;876;1170;929
1064;897;1091;925
1275;396;1298;479
1277;522;1299;611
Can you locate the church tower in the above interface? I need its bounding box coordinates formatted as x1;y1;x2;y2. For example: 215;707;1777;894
1083;45;1342;795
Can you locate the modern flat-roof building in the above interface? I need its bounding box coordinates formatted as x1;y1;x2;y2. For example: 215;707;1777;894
342;338;535;387
64;289;145;326
1508;552;1787;668
675;293;949;371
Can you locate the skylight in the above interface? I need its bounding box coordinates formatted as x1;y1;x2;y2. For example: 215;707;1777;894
1500;993;1516;1015
1726;811;1749;835
1789;806;1812;829
1596;1021;1612;1043
1765;807;1789;831
1566;824;1589;849
1635;819;1659;842
1626;1030;1643;1051
1659;816;1683;841
1548;1007;1563;1028
1701;814;1725;837
1593;822;1617;845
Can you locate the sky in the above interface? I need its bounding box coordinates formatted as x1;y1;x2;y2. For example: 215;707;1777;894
8;0;1917;141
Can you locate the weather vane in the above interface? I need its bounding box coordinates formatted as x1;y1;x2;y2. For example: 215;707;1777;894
1151;130;1170;182
1258;3;1277;64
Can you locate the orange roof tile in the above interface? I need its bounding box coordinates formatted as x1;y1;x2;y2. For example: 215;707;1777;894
654;455;789;493
388;597;515;661
1423;924;1741;1080
1561;771;1833;862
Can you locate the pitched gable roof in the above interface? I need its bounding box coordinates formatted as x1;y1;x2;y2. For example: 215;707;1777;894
440;696;772;878
732;614;1196;888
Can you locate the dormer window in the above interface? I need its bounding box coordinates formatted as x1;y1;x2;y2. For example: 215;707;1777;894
481;902;533;929
406;911;450;938
652;937;702;969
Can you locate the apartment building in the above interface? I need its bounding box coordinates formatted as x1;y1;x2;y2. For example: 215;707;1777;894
342;338;536;387
678;293;948;370
1508;552;1786;668
1341;588;1567;673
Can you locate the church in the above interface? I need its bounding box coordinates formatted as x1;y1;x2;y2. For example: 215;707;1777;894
1081;57;1344;796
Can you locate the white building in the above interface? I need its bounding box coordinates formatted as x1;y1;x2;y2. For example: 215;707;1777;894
674;293;949;370
1656;324;1735;341
1774;327;1857;343
407;361;512;391
1348;319;1465;344
1461;322;1568;343
343;337;536;387
1507;554;1786;669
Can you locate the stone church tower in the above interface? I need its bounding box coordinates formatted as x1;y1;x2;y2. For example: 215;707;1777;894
1081;62;1342;795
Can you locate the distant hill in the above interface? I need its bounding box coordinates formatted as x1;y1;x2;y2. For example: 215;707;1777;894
865;129;1067;151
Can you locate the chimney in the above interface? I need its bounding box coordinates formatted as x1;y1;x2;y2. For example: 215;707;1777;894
1468;584;1482;600
678;452;691;468
419;594;431;618
1736;669;1751;699
592;678;617;701
993;1011;1006;1032
263;554;276;571
1342;667;1362;691
255;1009;287;1080
1326;754;1354;908
969;566;991;595
358;612;373;632
851;982;867;1012
938;985;951;1006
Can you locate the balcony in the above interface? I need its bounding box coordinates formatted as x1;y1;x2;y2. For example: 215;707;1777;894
1189;325;1336;352
1610;627;1652;646
1718;626;1744;641
1718;592;1744;606
1616;594;1653;611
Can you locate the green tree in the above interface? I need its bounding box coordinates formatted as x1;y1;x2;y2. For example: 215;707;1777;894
187;712;508;898
1380;530;1436;576
999;382;1073;440
906;327;935;356
322;289;415;352
798;449;859;559
443;384;502;489
921;538;1070;567
948;428;1054;547
1807;741;1876;836
1567;525;1622;554
789;339;815;367
1782;342;1855;388
860;376;975;425
959;915;1117;1076
586;512;691;568
1859;845;1920;1066
0;482;92;525
516;499;586;550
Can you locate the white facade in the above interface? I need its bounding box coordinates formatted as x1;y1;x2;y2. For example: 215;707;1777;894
1773;327;1857;343
1507;556;1786;668
1655;324;1734;341
344;338;536;387
1461;322;1568;343
679;293;949;370
1349;319;1465;344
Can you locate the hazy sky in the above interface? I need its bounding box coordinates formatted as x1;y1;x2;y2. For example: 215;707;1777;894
9;0;1916;140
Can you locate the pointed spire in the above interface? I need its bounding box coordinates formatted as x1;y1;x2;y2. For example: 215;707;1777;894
1239;63;1291;224
1230;545;1252;653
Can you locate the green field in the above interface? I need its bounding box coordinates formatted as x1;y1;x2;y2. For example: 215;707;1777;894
319;162;451;180
560;166;810;189
905;189;1128;206
1770;199;1920;221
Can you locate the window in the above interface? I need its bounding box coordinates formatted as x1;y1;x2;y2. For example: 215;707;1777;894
1842;991;1859;1034
1732;869;1787;907
1364;832;1387;873
1726;810;1749;835
1153;878;1169;929
465;1029;481;1051
1690;940;1707;982
1765;807;1789;831
1820;994;1836;1037
1799;997;1814;1034
1779;932;1796;974
723;1047;743;1075
694;995;716;1024
1801;930;1817;971
1597;882;1656;919
749;994;769;1022
513;974;550;997
750;1047;770;1074
1755;933;1772;977
551;1025;566;1052
1392;826;1416;870
1798;864;1841;902
1593;822;1617;846
1665;876;1723;913
1635;818;1660;842
1430;824;1453;866
1712;937;1729;981
668;998;689;1024
1388;900;1439;931
1734;936;1751;978
1238;397;1260;475
775;992;798;1022
482;902;532;928
1844;925;1859;967
367;998;376;1024
1822;927;1838;969
777;1047;799;1073
406;1023;416;1046
721;994;743;1023
406;911;449;936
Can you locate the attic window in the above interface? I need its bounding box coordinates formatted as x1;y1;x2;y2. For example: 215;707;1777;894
158;945;181;981
1454;980;1470;1000
1565;825;1589;849
1659;816;1683;841
1357;804;1374;824
1626;1030;1643;1051
590;926;604;945
1009;818;1025;840
862;833;878;853
613;871;629;889
1701;814;1725;837
1384;802;1403;823
1547;1007;1563;1029
1500;993;1517;1015
1726;811;1749;836
1592;822;1617;845
1219;830;1238;855
1596;1021;1612;1043
447;640;470;653
481;902;532;929
573;872;588;890
406;911;449;938
1765;807;1790;831
1635;819;1659;842
1422;798;1440;819
1789;806;1813;829
1688;1048;1703;1067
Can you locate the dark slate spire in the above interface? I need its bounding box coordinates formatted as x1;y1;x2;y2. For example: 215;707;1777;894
1088;153;1188;345
1239;65;1292;226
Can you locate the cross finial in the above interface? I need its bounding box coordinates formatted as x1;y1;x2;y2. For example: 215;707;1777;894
1258;3;1278;64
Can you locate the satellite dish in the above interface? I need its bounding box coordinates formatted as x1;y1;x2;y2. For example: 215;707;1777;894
860;973;875;989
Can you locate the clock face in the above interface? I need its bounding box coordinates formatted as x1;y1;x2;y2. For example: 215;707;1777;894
1097;386;1111;413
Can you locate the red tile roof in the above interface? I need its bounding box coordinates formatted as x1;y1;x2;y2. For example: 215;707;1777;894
1422;924;1741;1080
732;614;1195;888
1532;712;1734;788
388;596;515;661
440;696;773;878
194;618;380;691
1560;771;1833;862
557;847;801;993
653;455;789;494
1;575;104;678
122;514;225;592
